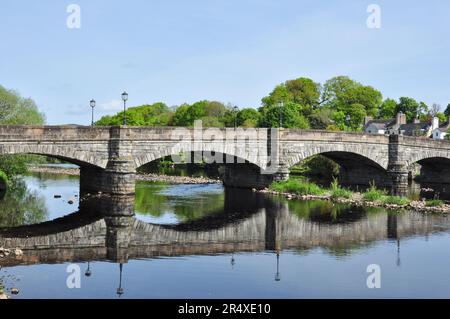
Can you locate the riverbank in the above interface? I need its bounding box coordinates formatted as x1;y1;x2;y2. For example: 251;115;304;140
0;248;23;299
259;179;450;214
28;166;221;184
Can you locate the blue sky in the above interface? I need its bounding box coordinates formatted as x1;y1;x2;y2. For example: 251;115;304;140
1;0;449;124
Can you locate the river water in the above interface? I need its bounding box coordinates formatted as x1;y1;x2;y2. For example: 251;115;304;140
1;169;450;299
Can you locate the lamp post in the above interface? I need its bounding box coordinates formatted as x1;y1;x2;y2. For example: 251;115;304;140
90;99;96;126
233;106;239;128
278;101;284;128
85;262;92;277
121;91;128;126
117;263;124;297
275;252;281;282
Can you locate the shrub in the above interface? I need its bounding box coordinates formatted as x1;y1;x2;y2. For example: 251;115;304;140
0;170;8;187
269;178;325;196
425;199;444;207
382;196;410;205
363;183;386;202
330;177;352;199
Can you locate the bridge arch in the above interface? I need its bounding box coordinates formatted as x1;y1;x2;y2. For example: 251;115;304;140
286;150;389;187
0;145;107;169
133;144;266;171
284;144;388;170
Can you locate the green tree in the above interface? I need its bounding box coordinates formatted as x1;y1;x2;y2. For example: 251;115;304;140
0;85;46;179
96;102;173;126
308;108;333;129
236;108;260;128
172;100;229;127
346;103;367;130
379;98;397;119
322;76;382;117
259;102;309;128
395;97;420;122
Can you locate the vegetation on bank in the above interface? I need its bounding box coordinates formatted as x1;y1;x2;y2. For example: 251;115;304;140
270;178;325;196
268;178;417;209
425;199;444;207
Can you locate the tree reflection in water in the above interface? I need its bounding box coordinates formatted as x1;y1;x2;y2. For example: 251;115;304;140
0;179;48;227
134;181;225;222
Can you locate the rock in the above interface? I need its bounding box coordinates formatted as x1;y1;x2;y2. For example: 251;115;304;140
54;195;62;198
10;288;19;295
14;249;23;256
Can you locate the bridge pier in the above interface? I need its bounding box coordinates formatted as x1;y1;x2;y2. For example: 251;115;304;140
388;135;409;197
222;164;274;190
79;161;136;195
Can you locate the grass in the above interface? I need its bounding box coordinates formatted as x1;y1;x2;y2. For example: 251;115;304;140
363;183;387;202
270;178;413;207
382;196;410;205
269;178;325;196
0;170;8;188
330;178;352;199
425;199;444;207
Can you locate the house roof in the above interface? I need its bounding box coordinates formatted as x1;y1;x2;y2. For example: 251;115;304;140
364;118;395;130
399;122;430;134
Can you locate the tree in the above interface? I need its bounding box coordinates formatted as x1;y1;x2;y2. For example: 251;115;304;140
444;104;450;117
346;103;367;131
322;76;382;117
171;100;229;127
379;98;397;119
259;102;309;128
0;85;46;180
395;97;420;122
96;102;173;126
236;108;260;128
261;77;321;118
308;108;333;129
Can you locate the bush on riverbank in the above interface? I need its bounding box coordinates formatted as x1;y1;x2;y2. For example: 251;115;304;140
425;199;444;207
330;178;352;199
382;196;410;205
269;178;325;196
362;183;386;202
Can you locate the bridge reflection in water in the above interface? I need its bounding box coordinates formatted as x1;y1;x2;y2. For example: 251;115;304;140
1;190;450;268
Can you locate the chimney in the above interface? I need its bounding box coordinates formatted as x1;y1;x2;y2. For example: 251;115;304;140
364;116;373;125
432;116;439;130
396;112;406;125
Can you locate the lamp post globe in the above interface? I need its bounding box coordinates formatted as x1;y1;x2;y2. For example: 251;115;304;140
121;91;129;126
89;99;96;126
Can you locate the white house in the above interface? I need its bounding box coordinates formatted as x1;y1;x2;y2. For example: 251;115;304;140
432;117;450;140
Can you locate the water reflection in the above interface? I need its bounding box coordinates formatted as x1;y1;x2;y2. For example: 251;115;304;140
0;179;48;227
2;191;450;268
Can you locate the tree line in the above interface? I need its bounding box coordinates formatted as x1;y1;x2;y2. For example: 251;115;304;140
96;76;450;131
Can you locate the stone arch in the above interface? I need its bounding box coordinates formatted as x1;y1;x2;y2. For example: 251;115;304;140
405;150;450;169
284;143;388;170
285;147;389;187
0;144;107;169
133;142;266;170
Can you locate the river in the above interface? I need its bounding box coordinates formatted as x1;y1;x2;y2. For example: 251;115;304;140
1;168;450;298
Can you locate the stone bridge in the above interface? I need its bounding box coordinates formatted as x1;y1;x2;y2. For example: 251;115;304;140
1;195;449;267
1;125;450;195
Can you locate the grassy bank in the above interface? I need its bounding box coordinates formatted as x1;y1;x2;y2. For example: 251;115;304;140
266;178;449;213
